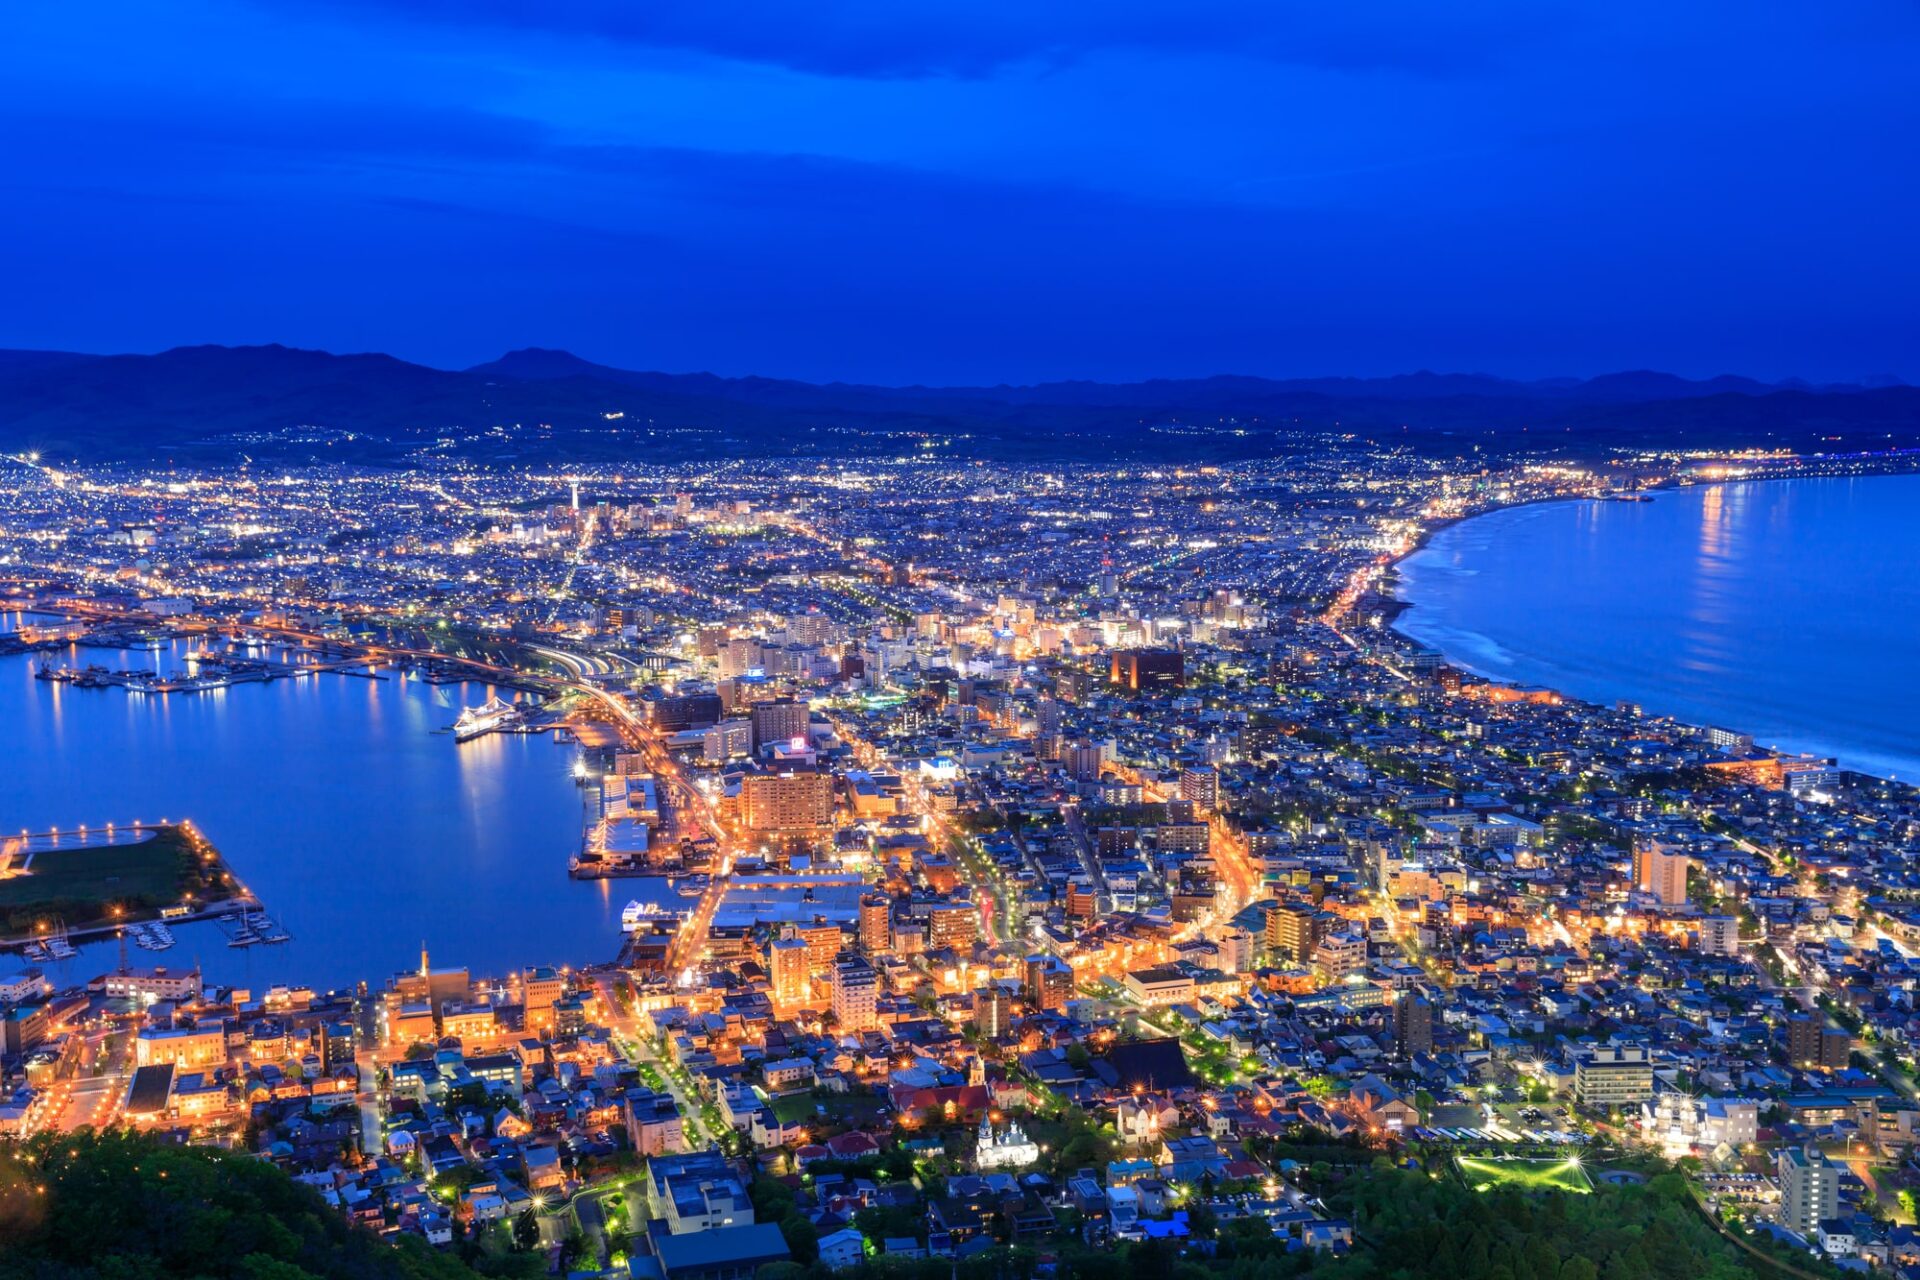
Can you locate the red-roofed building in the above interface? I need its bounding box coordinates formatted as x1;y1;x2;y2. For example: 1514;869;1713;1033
891;1083;992;1123
826;1131;882;1160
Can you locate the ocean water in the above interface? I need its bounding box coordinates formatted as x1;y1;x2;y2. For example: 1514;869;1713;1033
0;625;667;990
1395;475;1920;781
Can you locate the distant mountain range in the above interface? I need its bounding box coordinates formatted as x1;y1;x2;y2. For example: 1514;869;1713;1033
0;343;1914;465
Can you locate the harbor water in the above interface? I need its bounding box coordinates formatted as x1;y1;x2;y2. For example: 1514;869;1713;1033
0;619;671;990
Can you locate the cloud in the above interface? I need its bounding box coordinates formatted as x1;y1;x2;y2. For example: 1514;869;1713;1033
304;0;1563;80
0;0;1916;380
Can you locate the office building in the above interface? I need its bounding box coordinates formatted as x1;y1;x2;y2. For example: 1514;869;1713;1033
1109;648;1183;692
748;698;809;752
703;719;753;763
654;1223;791;1280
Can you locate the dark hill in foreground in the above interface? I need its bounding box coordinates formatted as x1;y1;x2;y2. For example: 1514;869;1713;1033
1;344;1914;465
0;1130;491;1280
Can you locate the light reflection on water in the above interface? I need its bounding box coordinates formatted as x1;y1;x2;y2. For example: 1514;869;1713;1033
1397;475;1920;782
0;628;655;990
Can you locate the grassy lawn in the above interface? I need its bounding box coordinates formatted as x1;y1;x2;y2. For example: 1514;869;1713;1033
1456;1155;1594;1195
0;826;220;930
771;1091;890;1127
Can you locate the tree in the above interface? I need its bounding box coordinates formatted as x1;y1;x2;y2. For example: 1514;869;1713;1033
779;1212;819;1264
0;1129;503;1280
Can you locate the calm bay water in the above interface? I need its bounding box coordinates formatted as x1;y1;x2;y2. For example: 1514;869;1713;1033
1396;474;1920;782
0;624;662;991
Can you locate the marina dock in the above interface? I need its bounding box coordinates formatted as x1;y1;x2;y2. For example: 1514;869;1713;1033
33;648;388;695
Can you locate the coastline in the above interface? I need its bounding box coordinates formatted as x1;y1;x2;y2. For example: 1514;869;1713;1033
1386;470;1920;789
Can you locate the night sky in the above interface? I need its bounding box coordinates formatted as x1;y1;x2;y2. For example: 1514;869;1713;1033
3;2;1915;383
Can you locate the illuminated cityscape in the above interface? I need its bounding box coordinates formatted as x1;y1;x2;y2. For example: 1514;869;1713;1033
1;437;1918;1277
4;3;1920;1278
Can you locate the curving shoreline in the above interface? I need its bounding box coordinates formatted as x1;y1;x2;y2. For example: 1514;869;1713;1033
1389;472;1920;785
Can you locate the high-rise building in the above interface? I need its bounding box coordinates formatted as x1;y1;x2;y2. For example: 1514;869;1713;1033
1696;914;1740;957
1022;954;1050;1003
1573;1045;1654;1109
831;954;878;1032
1778;1147;1838;1236
1393;991;1434;1058
521;966;566;1033
1631;839;1690;907
1109;648;1184;692
648;692;724;732
927;902;979;952
1787;1013;1851;1071
1313;930;1367;984
1023;954;1073;1010
859;894;893;953
769;937;810;1009
1265;900;1325;965
749;698;810;752
1179;766;1220;813
703;719;753;763
973;985;1014;1038
739;769;835;834
793;920;843;972
1036;700;1065;736
1064;742;1108;781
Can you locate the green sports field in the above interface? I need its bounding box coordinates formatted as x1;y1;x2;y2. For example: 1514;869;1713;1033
0;826;226;931
1456;1155;1593;1194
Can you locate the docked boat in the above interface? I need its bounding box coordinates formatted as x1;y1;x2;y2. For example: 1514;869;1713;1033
620;900;666;932
453;694;521;742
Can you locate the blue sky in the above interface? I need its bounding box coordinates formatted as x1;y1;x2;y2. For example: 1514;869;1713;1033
1;1;1915;383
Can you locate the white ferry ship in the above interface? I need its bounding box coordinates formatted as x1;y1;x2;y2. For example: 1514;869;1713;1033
620;900;667;932
453;694;521;742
